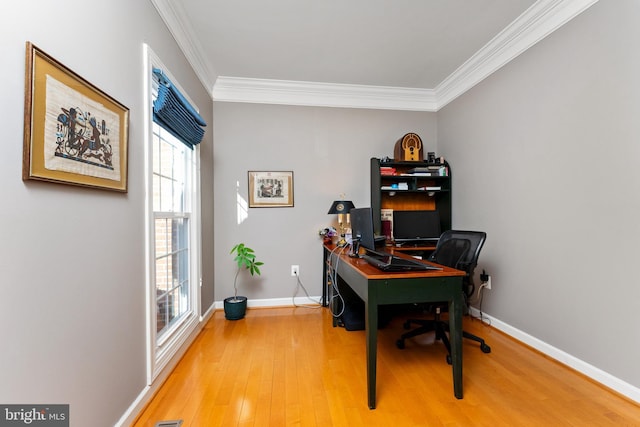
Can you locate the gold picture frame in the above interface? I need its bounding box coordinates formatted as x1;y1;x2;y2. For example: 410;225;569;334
248;171;294;207
23;42;129;192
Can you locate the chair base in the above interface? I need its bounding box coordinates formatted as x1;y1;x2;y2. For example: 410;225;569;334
396;317;491;363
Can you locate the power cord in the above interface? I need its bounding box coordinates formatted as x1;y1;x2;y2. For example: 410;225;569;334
290;244;349;312
291;270;322;309
473;269;492;326
327;245;348;319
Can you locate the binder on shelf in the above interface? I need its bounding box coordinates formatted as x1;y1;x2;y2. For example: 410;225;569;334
380;167;396;176
381;209;393;241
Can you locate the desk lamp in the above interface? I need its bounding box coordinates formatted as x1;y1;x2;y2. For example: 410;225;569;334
327;200;355;247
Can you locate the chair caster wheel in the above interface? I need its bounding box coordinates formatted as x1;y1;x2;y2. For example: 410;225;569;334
446;354;452;365
396;339;405;349
481;343;491;353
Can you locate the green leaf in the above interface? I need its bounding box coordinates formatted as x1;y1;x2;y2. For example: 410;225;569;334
230;243;263;279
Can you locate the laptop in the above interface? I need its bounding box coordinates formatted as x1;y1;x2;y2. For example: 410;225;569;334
361;249;442;272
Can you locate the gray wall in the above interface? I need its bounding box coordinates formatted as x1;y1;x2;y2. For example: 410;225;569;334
213;103;436;302
438;0;640;389
0;1;214;425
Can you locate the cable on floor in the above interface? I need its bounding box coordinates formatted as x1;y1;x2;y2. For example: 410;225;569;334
291;272;322;309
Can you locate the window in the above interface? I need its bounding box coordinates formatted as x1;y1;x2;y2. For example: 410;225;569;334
153;125;192;340
145;45;204;381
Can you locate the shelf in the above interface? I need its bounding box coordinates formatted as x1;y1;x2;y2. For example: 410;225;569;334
381;189;448;193
371;157;452;238
381;175;449;179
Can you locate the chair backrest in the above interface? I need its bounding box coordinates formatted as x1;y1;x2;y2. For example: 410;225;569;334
429;238;471;270
428;230;486;300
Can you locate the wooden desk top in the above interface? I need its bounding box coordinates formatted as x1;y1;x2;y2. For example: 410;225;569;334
324;243;465;280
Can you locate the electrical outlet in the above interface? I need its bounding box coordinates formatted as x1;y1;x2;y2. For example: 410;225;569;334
480;270;491;290
291;265;299;276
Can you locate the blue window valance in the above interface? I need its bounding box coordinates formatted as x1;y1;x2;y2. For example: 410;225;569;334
152;68;207;149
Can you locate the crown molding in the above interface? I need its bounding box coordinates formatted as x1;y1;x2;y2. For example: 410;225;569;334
153;0;600;110
435;0;600;109
150;0;216;93
212;77;438;111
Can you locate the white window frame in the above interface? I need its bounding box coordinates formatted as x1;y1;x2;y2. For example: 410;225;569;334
143;44;202;383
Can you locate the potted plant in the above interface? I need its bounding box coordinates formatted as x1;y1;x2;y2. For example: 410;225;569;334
224;243;264;320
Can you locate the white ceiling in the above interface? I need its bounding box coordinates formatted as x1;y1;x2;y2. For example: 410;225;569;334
152;0;599;110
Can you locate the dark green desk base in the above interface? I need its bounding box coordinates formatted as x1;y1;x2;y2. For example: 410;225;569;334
323;244;465;409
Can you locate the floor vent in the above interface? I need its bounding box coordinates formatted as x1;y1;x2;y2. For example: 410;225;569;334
154;421;183;427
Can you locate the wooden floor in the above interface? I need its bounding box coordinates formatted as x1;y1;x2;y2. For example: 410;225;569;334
132;306;640;426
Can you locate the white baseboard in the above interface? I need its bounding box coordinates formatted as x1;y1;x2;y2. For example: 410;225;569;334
469;307;640;403
201;301;216;320
214;295;323;310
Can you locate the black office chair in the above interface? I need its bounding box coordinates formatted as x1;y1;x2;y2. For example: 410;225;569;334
396;230;491;363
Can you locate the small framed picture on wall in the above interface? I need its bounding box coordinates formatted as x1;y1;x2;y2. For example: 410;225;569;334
248;171;294;208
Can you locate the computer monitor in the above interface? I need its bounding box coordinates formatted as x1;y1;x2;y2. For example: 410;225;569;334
349;207;376;255
392;210;441;243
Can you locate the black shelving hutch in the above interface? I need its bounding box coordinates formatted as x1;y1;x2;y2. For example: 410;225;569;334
370;157;452;239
